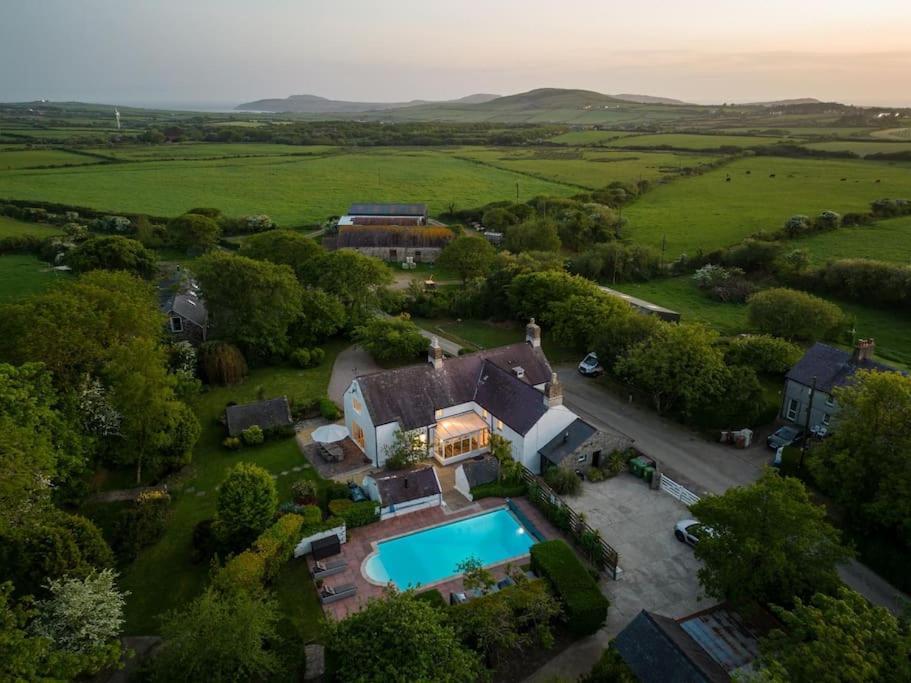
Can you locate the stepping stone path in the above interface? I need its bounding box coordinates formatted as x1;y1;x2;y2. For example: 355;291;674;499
185;486;196;494
304;643;325;680
280;470;289;476
292;466;302;472
195;491;206;497
270;474;278;479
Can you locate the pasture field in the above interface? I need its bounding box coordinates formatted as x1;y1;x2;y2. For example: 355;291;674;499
0;148;576;225
804;140;911;156
547;130;639;145
85;143;337;160
456;147;717;189
613;276;911;368
0;148;103;169
0;215;63;237
603;133;788;149
790;216;911;264
872;127;911;140
717;126;876;137
4;127;126;140
0;254;65;303
623;156;911;256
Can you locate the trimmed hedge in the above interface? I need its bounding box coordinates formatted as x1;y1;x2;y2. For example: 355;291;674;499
414;589;447;609
530;540;608;636
329;498;379;528
469;480;527;500
214;512;305;590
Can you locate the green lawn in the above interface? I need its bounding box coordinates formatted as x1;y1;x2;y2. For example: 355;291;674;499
547;130;639;145
804;141;911;156
623;156;911;256
614;276;911;368
0;215;63;237
0;254;67;302
85;143;337;161
602;133;789;150
112;343;345;635
0;148;575;225
0;149;103;169
790;216;911;264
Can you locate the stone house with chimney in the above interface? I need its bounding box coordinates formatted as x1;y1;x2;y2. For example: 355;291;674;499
781;338;902;431
342;319;611;474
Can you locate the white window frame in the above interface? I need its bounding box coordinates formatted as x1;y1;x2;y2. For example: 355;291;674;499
496;419;504;431
825;394;836;408
169;316;183;333
352;397;363;414
786;398;799;421
576;453;587;464
821;413;831;426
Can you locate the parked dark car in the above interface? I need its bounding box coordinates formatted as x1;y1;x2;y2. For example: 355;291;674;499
767;426;804;450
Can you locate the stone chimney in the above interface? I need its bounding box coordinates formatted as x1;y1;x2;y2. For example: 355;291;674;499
544;372;563;408
428;336;444;369
526;318;541;348
852;338;875;364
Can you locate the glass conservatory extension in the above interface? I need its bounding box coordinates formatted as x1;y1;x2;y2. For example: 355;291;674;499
433;411;490;464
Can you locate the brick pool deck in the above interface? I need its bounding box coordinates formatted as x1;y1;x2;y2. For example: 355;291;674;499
314;496;562;620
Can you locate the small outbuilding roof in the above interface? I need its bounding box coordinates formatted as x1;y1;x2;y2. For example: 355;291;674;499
225;397;293;437
372;467;441;506
538;418;598;466
348;202;427;217
461;455;500;489
170;292;208;327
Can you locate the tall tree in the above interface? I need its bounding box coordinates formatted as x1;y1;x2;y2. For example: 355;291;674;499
436;236;497;284
239;229;325;282
216;462;278;551
747;288;844;341
167;213;221;252
504;217;561;253
545;294;632;351
691;470;851;608
315;249;392;324
195;252;303;357
66;235;158;279
758;587;911;683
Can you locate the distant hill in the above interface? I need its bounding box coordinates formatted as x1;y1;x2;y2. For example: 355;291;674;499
745;98;823;107
471;88;626;110
236;92;500;113
613;93;689;105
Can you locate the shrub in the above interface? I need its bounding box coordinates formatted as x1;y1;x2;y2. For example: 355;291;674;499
191;518;219;564
319;397;341;421
530;540;608;636
291;479;318;505
214;550;266;592
586;467;605;483
329;499;379;528
414;589;447;609
724;335;802;375
544;467;582;496
252;513;304;580
240;425;265;447
222;436;242;451
469;480;528;500
322;481;350;503
200;341;248;385
309;347;325;366
604;451;626;477
581;646;637;683
290;348;311;368
111;490;171;562
353;315;427;362
747;288;844;341
216;462;278;552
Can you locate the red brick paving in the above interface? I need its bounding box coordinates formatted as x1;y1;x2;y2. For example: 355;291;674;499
313;496;563;620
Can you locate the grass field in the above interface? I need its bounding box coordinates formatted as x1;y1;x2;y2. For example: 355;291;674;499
0;149;103;169
790;216;911;264
86;143;337;160
0;254;66;302
0;215;63;237
717;126;877;137
623;156;911;256
613;276;911;368
600;133;788;150
871;127;911;140
456;147;717;190
114;341;346;636
804;141;911;156
0;148;577;225
547;130;639;145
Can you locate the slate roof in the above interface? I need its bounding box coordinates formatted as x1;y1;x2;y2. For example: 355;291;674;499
786;342;899;394
474;360;547;434
170;292;207;327
614;610;730;683
461;455;500;488
373;467;441;506
355;342;553;433
538;418;597;465
348;202;427;217
225;397;292;437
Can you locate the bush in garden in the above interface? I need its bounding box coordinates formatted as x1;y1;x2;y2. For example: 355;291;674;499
222;436;242;451
291;479;318;505
604;451;626;477
328;498;353;515
216;462;278;552
544;467;582;496
241;425;265;447
329;499;379;528
309;347;325;366
530;540;608;636
191;519;219;564
200;341;248;386
724;335;802;375
586;467;605;483
252;513;304;580
747;288;844;341
290;348;311;368
111;489;171;562
319;398;341;421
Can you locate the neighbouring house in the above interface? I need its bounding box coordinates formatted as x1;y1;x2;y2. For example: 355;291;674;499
454;454;500;501
343;319;617;473
614;605;767;683
225;397;293;437
362;466;443;519
781;338;902;431
538;417;631;473
159;270;208;345
335;224;453;263
599;285;681;323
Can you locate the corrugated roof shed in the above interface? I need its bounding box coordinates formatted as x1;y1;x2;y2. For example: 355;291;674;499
225;397;292;437
348;202;427;217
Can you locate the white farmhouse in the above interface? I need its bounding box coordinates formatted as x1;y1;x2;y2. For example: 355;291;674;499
343;320;591;474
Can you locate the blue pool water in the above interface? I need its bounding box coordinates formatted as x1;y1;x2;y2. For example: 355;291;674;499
364;508;534;588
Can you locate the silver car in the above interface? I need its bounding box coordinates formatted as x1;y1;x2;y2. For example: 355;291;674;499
674;519;709;546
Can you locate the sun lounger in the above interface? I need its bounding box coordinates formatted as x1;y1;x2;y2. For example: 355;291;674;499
496;576;516;590
319;583;357;604
311;558;346;579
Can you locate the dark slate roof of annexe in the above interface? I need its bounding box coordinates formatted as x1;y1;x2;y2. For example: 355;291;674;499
614;610;730;683
348;202;427;217
375;467;441;505
462;456;500;488
786;342;899;394
538;417;597;465
170;293;208;327
225;397;292;437
355;343;552;433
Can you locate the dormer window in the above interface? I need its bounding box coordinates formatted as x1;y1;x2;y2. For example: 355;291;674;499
169;316;183;333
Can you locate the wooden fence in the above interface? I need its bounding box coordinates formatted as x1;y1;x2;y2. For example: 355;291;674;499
519;467;621;579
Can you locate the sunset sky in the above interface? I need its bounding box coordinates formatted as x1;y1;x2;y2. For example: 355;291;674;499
2;0;910;106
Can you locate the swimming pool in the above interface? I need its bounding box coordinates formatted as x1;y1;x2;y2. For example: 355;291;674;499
363;508;535;589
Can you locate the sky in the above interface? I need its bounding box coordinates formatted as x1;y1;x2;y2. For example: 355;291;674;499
2;0;910;107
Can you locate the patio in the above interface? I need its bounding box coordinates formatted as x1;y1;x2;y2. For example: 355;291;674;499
299;436;374;480
313;496;563;620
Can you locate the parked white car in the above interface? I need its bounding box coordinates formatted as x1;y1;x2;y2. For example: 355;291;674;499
578;352;603;377
674;519;711;546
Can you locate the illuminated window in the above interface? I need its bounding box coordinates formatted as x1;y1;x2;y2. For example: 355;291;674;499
481;409;488;419
496;419;504;431
435;408;443;419
351;422;365;449
352;397;363;414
